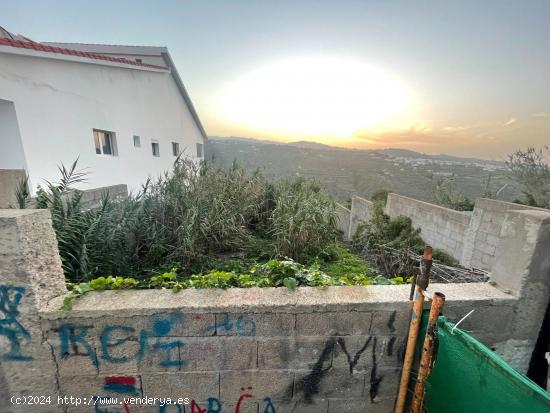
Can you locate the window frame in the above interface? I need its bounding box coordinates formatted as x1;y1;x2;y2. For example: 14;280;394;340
196;142;203;158
172;142;180;157
151;140;160;157
93;129;118;156
133;135;141;148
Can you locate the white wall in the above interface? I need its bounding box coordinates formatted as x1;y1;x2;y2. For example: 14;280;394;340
0;52;204;194
0;99;27;170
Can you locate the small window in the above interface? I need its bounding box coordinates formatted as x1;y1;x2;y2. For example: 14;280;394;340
93;129;117;156
172;142;180;157
151;140;160;157
133;135;141;148
196;142;203;158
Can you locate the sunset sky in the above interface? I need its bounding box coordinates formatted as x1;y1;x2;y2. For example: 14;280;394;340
3;0;550;159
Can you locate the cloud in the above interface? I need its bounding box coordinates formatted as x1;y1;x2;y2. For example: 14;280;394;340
441;126;468;133
503;118;517;126
531;112;549;119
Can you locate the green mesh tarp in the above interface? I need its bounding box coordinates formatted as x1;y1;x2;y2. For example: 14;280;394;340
420;316;550;413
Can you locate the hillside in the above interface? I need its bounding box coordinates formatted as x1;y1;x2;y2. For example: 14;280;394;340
206;137;522;204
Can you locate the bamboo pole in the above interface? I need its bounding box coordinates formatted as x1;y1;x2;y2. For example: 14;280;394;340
411;292;446;413
394;246;433;413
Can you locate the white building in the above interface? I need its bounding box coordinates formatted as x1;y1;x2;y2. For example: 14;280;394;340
0;27;207;194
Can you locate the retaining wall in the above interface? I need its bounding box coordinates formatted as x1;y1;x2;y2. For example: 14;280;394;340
1;209;549;412
335;204;351;238
348;196;374;239
461;198;549;269
346;193;550;272
385;194;471;262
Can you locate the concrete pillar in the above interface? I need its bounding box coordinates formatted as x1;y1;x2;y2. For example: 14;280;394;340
0;209;67;411
490;209;550;373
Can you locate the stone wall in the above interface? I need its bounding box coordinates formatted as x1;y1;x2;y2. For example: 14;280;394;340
0;209;548;412
384;194;471;262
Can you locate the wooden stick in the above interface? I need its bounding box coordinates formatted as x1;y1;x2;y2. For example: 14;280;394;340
411;292;446;413
394;246;433;413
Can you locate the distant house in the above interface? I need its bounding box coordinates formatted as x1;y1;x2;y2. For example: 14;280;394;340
0;27;206;194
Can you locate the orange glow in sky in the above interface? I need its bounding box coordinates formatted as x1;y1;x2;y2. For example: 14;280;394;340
217;56;419;142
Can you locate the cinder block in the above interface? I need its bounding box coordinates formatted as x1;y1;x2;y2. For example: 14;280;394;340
275;399;329;412
444;305;514;338
296;312;371;336
332;336;373;372
258;337;332;369
220;370;294;402
212;313;295;337
294;368;365;400
371;366;401;403
370;311;408;336
327;399;371;413
138;337;184;372
142;372;219;402
180;336;257;371
222;401;259;413
59;374;143;399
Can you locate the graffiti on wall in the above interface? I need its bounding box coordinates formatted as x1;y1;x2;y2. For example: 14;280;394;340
53;312;257;369
0;285;32;361
93;377;276;413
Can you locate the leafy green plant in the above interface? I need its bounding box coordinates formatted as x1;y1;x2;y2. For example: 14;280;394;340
15;174;31;209
62;275;138;311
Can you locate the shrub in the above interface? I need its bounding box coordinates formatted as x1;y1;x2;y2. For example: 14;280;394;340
507;147;550;208
432;177;474;211
352;202;457;267
371;189;390;205
270;178;338;262
35;158;341;282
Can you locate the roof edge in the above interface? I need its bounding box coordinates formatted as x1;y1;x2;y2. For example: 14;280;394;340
161;51;208;140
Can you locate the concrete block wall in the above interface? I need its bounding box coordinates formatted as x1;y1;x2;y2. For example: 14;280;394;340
461;198;550;270
348;196;374;239
384;194;471;262
0;209;547;412
0;169;26;208
76;184;129;210
335;204;351;239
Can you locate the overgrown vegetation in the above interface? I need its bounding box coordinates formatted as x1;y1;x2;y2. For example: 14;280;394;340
352;201;457;278
33;158;380;294
62;253;405;311
507;146;550;208
432;177;475;211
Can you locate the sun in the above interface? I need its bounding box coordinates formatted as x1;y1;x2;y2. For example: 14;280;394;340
217;56;416;139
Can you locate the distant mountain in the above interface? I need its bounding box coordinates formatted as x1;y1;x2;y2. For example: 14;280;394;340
209;136;504;165
205;136;519;204
287;140;338;150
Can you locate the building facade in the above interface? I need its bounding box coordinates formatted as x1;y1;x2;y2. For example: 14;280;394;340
0;30;206;194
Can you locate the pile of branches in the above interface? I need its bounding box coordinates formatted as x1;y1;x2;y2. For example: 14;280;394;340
361;244;488;284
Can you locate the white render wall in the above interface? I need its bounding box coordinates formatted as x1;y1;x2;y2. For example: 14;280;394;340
0;99;27;170
0;52;204;194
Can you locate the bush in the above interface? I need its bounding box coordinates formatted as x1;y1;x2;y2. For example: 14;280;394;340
35;158;341;282
432;177;474;211
270;178;338;262
352;202;457;266
507;147;550;208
